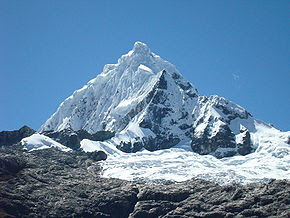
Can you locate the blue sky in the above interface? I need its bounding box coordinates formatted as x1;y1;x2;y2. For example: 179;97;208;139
1;1;289;131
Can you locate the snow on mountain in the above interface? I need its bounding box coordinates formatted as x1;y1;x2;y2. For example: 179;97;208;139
41;42;197;133
21;133;71;152
191;95;256;157
86;122;289;184
40;41;288;159
41;41;198;152
35;41;290;184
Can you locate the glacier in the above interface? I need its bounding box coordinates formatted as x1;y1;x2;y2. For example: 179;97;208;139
35;41;290;184
19;125;289;185
82;120;290;185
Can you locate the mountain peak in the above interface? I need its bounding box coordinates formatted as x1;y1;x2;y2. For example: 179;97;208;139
41;42;198;135
40;42;289;159
132;41;150;55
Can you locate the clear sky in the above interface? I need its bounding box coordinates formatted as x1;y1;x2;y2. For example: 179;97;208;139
1;1;289;131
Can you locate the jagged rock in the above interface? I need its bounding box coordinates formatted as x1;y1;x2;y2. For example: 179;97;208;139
143;135;180;151
237;130;253;155
191;125;236;157
191;96;255;158
0;145;289;217
42;129;115;150
0;126;35;146
117;141;143;153
117;135;180;153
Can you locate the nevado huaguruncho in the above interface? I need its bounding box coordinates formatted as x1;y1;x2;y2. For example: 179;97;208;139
1;42;289;217
2;41;289;184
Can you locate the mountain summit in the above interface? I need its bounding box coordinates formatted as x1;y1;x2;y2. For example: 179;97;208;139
40;42;289;157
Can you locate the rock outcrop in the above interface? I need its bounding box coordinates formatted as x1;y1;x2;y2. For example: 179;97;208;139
0;126;35;146
0;145;289;217
191;96;254;158
42;128;115;150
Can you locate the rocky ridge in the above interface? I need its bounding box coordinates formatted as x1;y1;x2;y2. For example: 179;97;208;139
42;128;115;150
0;145;289;218
0;126;35;147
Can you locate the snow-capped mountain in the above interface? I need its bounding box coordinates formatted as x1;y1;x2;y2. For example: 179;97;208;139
40;42;289;158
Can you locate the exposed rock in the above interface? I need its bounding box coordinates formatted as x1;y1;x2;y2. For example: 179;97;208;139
191;125;236;157
237;130;252;155
142;135;180;151
42;129;115;150
156;70;168;90
116;70;193;153
191;96;255;158
85;150;107;161
0;126;35;146
117;141;143;153
0;145;289;217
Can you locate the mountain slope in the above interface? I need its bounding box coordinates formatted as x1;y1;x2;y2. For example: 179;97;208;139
41;42;197;133
41;42;199;152
1;145;289;217
40;42;289;157
191;95;254;157
0;126;35;146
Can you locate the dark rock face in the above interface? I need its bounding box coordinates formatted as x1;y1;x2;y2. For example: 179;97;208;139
0;126;35;146
117;136;180;153
156;70;168;90
0;145;289;217
237;130;253;155
118;92;255;158
192;125;236;156
117;141;143;153
191;126;253;158
118;70;192;153
85;150;107;161
191;96;254;158
42;129;115;150
143;135;180;151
